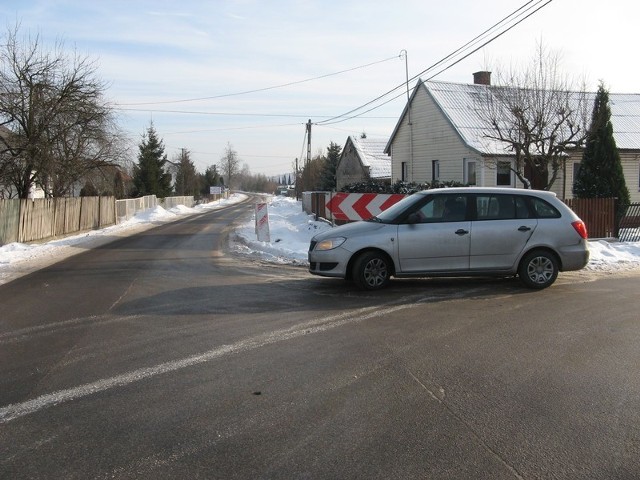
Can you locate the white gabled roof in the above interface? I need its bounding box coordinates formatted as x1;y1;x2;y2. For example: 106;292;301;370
608;93;640;149
387;79;640;155
424;81;510;155
349;136;391;179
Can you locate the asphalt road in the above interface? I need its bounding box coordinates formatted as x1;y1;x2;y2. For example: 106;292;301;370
1;198;639;479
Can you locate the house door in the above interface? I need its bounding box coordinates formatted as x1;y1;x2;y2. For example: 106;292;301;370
524;163;548;190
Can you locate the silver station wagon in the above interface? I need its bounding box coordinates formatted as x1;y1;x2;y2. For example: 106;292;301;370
308;187;590;290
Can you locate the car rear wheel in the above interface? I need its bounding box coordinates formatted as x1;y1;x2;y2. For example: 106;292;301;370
518;250;558;289
352;251;391;290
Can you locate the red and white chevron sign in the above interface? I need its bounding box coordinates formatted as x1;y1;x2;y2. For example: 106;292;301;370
325;193;405;222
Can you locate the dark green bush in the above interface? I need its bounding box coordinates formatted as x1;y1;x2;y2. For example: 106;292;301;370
340;180;467;194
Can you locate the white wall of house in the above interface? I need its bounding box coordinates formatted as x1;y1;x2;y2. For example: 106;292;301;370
391;87;480;184
621;153;640;203
390;82;640;203
559;151;640;203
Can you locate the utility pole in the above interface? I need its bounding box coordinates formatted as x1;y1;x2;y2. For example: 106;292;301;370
295;157;299;200
401;49;414;181
180;148;187;196
306;119;312;167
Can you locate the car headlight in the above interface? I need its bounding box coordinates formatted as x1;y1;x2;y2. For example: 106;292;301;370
314;237;346;251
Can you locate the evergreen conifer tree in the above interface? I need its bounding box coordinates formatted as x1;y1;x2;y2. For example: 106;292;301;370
174;149;200;196
573;83;629;214
133;124;173;197
200;165;221;195
319;142;342;191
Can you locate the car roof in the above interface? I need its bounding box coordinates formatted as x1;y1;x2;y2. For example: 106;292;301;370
416;187;558;198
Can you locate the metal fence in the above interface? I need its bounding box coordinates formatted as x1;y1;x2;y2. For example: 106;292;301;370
618;203;640;242
115;195;158;223
161;196;196;210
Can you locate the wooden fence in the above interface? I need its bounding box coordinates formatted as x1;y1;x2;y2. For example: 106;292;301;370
0;196;116;246
0;194;197;246
0;198;20;246
562;198;616;239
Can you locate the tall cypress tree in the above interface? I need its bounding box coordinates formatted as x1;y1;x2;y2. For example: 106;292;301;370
133;123;173;198
573;83;629;213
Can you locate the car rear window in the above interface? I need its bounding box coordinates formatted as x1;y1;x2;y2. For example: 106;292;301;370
529;197;561;218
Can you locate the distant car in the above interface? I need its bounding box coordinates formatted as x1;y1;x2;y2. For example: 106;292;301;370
308;187;589;290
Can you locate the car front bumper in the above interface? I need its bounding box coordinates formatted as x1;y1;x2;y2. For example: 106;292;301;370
308;247;350;278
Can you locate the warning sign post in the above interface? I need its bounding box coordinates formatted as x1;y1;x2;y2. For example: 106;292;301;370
255;203;270;242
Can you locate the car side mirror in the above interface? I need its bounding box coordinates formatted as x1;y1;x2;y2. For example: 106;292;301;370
406;212;421;224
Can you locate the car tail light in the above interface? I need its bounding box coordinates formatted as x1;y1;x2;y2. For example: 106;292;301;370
571;220;588;239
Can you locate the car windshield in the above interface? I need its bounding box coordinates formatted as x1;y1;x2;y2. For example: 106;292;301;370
370;193;425;223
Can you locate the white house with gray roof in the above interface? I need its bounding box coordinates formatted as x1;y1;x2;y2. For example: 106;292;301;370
385;74;640;202
336;136;391;190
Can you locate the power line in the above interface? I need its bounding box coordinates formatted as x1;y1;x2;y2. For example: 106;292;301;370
117;108;330;118
317;0;550;125
317;90;408;127
413;0;551;84
422;0;553;82
117;54;402;106
161;122;304;135
123;1;553;167
116;107;397;121
316;0;553;126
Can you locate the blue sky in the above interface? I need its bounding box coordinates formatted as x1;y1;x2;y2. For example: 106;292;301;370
2;0;638;177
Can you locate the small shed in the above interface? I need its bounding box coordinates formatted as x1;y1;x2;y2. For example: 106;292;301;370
336;136;391;190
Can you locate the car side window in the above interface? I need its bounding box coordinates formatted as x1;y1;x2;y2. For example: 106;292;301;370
476;195;517;220
530;197;561;218
411;195;467;223
442;196;467;221
476;194;533;220
514;197;531;218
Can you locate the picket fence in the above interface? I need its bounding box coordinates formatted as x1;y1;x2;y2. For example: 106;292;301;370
0;195;196;246
0;196;116;245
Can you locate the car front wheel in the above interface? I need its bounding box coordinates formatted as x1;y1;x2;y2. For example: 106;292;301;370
518;250;558;289
352;251;391;290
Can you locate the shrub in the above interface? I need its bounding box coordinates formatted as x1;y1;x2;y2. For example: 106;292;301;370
340;180;467;194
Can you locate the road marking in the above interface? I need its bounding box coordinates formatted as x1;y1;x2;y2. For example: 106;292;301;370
1;299;423;423
0;315;141;344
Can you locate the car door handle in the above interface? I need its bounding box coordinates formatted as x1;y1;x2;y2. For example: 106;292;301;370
518;226;532;232
455;229;469;236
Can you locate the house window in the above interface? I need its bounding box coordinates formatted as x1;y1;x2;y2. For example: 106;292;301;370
573;162;581;188
432;160;440;182
401;162;408;182
464;159;477;185
497;161;513;186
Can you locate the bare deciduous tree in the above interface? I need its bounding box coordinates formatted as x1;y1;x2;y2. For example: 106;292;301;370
478;43;590;191
0;25;126;198
218;142;240;189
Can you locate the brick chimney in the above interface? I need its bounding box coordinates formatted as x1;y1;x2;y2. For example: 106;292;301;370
473;71;491;85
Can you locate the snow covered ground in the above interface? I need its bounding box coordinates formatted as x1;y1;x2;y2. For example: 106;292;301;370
1;193;640;286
